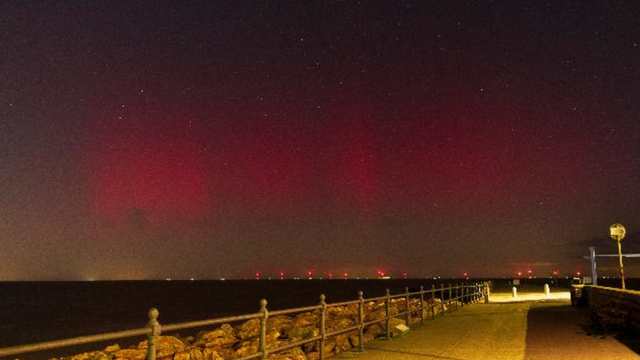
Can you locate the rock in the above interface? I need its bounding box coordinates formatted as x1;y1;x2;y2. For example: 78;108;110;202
292;313;318;328
286;326;318;341
326;305;357;320
234;328;282;358
138;336;185;359
349;332;374;347
326;317;355;331
268;316;294;333
188;348;204;360
70;352;97;360
235;318;260;340
114;349;146;360
266;347;307;360
364;308;386;322
332;332;354;353
172;351;190;360
104;345;121;353
201;349;224;360
194;324;238;349
94;353;110;360
364;323;385;338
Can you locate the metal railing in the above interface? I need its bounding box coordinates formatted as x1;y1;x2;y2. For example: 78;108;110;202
0;282;489;360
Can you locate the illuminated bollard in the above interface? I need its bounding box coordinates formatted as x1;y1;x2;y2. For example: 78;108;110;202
544;284;550;296
512;286;517;298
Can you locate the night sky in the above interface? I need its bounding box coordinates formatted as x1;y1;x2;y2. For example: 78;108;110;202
2;1;640;280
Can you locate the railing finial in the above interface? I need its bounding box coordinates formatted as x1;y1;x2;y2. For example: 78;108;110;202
358;291;364;300
146;308;161;360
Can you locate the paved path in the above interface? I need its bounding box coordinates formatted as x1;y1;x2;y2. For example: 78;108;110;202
334;297;640;360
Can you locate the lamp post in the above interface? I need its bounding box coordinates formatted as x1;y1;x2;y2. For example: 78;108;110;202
609;223;626;290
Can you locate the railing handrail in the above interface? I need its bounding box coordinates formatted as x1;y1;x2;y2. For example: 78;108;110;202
0;281;490;360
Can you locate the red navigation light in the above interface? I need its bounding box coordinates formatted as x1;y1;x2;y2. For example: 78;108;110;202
343;272;349;278
403;272;408;279
517;271;522;277
279;271;285;278
328;273;333;279
527;269;532;274
255;271;260;279
552;269;558;276
576;271;581;276
463;272;468;277
307;270;313;278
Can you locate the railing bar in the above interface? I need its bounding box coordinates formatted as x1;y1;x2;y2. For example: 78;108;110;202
364;318;387;326
325;325;361;338
0;328;148;357
162;313;262;332
268;336;322;353
326;300;360;308
269;305;322;316
366;296;388;302
235;354;262;360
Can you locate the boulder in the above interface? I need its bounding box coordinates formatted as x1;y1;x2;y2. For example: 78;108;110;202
188;348;204;360
234;328;282;358
348;332;374;347
201;349;224;360
292;313;318;328
104;344;121;354
332;332;354;353
172;351;189;360
194;324;238;349
268;315;294;333
114;349;146;360
364;323;385;338
235;318;260;340
138;336;185;359
326;305;357;320
266;347;307;360
286;326;318;341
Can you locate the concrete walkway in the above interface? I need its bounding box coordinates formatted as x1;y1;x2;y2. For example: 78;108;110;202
334;297;640;360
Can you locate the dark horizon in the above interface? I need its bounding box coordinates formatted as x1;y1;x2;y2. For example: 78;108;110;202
2;1;640;280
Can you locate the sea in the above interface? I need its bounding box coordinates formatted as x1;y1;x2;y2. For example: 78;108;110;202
0;277;637;359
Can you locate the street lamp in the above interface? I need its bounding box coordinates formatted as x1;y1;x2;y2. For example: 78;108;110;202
609;223;627;290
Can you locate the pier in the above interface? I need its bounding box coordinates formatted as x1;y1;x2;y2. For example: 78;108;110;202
2;283;640;360
336;285;640;360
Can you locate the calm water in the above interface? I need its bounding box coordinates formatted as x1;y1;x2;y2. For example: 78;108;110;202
0;277;636;358
0;278;472;348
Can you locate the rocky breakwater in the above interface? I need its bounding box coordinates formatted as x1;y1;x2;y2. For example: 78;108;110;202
33;297;464;360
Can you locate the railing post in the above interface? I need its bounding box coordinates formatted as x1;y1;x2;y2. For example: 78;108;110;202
319;294;327;360
404;287;411;326
454;283;459;310
477;283;481;302
471;283;475;302
448;284;452;313
461;283;465;307
419;285;425;324
358;291;365;352
439;284;445;316
259;299;268;360
385;289;391;340
430;285;436;319
146;308;161;360
484;282;490;304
